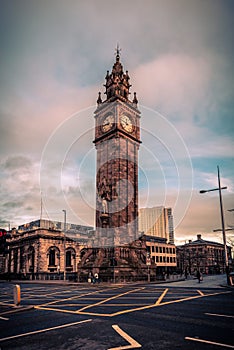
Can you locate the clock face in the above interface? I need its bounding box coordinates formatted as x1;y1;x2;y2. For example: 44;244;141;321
102;114;114;132
120;115;133;133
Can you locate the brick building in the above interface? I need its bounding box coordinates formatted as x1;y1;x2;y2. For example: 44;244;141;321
177;234;232;275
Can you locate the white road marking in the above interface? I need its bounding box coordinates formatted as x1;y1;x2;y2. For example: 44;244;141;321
205;312;234;319
0;319;92;342
0;316;9;321
108;324;141;349
185;336;234;348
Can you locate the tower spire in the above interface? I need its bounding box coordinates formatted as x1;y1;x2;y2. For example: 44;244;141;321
115;43;121;62
96;47;138;106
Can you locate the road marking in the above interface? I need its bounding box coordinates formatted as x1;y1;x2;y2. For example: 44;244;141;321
0;301;15;307
0;319;92;343
185;336;234;348
108;324;142;349
111;290;231;317
76;287;144;313
0;316;9;321
205;312;234;319
197;290;204;296
37;287;113;307
155;288;168;305
34;289;231;318
0;306;34;317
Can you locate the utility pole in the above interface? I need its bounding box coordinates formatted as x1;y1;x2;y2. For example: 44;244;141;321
62;210;67;281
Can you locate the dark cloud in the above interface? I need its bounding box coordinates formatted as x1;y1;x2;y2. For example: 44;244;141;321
3;156;32;170
3;201;24;209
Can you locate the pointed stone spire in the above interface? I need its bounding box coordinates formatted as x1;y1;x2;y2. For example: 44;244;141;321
132;92;138;106
97;91;102;105
115;43;121;62
104;45;132;101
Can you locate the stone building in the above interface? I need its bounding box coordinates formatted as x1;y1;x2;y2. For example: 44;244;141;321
2;219;93;280
78;234;177;282
78;48;178;281
176;234;232;275
77;47;146;279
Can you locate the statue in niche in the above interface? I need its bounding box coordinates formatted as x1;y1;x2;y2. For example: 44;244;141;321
101;196;108;214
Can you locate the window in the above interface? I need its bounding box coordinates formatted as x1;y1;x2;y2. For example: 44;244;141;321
66;251;72;267
49;249;56;266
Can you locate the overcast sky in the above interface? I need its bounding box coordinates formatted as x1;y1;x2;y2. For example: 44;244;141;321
0;0;233;244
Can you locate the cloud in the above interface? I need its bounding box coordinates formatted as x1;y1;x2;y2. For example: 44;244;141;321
0;0;233;242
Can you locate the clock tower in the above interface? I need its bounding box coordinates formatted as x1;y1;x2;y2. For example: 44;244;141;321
94;48;141;247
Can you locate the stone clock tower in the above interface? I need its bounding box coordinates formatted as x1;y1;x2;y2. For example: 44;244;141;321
94;48;141;247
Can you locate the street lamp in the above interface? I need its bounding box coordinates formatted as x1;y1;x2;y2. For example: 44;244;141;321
199;165;230;285
62;209;67;281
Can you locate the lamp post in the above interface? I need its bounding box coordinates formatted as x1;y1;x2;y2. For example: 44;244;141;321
62;209;67;281
199;165;230;285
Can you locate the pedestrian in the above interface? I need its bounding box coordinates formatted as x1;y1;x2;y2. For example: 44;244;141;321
197;270;201;283
88;272;92;283
94;272;99;283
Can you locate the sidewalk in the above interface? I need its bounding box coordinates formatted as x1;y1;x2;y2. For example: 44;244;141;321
0;274;231;289
159;274;231;288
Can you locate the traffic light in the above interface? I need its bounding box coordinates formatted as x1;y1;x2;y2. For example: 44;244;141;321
0;229;8;254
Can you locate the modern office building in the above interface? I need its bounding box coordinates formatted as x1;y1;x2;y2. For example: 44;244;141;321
139;206;174;243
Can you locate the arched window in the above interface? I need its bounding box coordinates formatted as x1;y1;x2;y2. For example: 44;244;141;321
49;249;56;266
47;246;60;266
28;246;35;273
65;248;76;270
66;251;71;267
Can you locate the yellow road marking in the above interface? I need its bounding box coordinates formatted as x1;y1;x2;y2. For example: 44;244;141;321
76;287;145;313
108;324;142;349
0;301;15;307
197;290;204;296
0;319;92;343
34;289;231;318
35;306;112;317
21;288;77;300
37;287;116;307
185;336;234;348
110;290;231;317
155;288;168;305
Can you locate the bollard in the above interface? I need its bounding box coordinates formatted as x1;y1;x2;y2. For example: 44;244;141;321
13;284;21;306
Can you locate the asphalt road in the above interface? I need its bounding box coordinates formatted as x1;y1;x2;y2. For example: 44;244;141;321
0;275;233;350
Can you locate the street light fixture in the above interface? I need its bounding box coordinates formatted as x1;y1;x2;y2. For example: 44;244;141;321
199;165;230;285
62;209;67;281
213;228;233;232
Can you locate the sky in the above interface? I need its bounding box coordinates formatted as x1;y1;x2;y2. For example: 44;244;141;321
0;0;233;245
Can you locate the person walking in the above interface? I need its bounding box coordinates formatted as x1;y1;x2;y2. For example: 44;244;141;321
197;270;201;283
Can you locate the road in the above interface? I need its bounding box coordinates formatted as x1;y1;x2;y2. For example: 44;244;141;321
0;275;233;349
